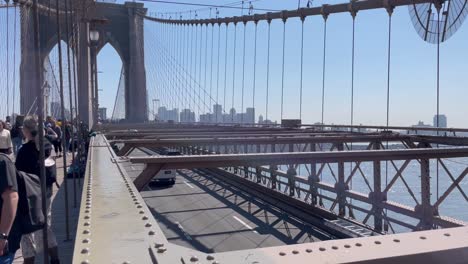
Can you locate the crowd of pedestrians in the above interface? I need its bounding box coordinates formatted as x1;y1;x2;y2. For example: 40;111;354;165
0;114;79;264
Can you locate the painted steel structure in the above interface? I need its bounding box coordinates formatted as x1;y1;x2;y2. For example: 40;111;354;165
73;131;468;263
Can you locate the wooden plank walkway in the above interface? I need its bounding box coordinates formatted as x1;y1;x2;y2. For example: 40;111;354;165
13;155;83;263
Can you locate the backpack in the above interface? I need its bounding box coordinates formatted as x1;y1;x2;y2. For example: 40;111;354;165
16;170;46;234
0;153;45;234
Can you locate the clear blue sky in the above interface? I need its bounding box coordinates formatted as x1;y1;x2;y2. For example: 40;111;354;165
96;0;468;127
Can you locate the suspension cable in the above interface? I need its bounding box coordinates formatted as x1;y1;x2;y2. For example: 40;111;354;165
12;3;17;114
266;20;271;122
252;20;258;123
280;18;287;121
203;23;208;116
384;9;393;232
216;23;221;123
209;23;214;121
321;16;328;125
299;16;305;120
6;0;9;115
223;23;228;122
241;21;246;123
436;8;441;200
231;22;237;122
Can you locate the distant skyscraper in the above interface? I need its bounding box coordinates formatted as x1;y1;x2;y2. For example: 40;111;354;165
433;114;447;128
158;107;179;122
180;109;195;123
213;104;222;122
245;107;255;124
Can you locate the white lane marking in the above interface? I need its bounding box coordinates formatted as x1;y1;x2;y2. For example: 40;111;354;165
183;181;194;188
233;215;258;234
175;221;193;241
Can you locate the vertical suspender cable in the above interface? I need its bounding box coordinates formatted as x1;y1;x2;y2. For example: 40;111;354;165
436;9;441;200
209;24;214;120
56;0;69;245
34;0;49;261
231;22;237;123
299;16;305;121
266;20;271;122
280;18;287;121
198;24;203;116
6;1;9;115
70;0;79;206
194;24;199;119
216;24;221;123
350;15;356;206
223;23;228;122
241;21;246;123
321;17;328;125
384;9;393;232
189;23;193;114
204;24;209;116
12;4;17;114
63;0;73;241
252;21;258;124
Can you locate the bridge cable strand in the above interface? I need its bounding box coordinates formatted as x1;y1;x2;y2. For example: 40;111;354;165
280;19;287;121
204;23;208;116
12;3;17;114
6;1;9;116
223;23;229;122
216;23;221;123
299;16;305;120
241;21;246;123
321;17;327;125
231;22;237;123
210;23;215;121
350;15;356;207
385;11;393;231
436;8;440;200
265;20;271;122
252;20;258;121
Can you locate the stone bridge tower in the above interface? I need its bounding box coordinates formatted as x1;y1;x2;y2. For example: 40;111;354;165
19;1;148;124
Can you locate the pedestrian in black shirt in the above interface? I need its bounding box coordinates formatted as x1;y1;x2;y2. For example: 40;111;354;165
0;154;21;264
14;116;60;264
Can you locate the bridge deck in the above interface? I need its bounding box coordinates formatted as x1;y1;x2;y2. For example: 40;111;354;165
123;150;329;253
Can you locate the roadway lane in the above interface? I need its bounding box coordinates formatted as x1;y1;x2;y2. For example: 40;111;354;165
123;149;328;253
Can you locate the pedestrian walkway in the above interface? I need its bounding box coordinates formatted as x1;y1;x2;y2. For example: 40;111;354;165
13;155;83;263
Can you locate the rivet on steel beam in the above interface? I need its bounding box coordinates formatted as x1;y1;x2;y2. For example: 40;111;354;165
207;255;215;260
84;215;90;220
86;206;91;209
122;261;131;264
84;222;90;226
305;249;312;253
374;241;381;245
82;238;91;243
142;216;148;220
332;246;338;250
355;243;362;247
154;243;164;248
83;230;90;235
81;248;90;254
319;247;326;251
137;205;142;208
148;230;155;235
139;210;144;214
212;261;220;264
420;236;426;240
292;250;299;254
85;210;90;214
393;239;400;243
157;247;167;253
190;256;199;262
279;252;286;256
81;260;90;264
145;223;152;227
444;233;451;237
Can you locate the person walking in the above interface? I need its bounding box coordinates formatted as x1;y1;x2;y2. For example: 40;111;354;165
0;154;21;264
10;121;23;156
0;121;12;155
15;116;60;264
50;122;62;158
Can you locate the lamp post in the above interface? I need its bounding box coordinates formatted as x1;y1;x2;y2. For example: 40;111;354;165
89;29;100;124
43;80;50;116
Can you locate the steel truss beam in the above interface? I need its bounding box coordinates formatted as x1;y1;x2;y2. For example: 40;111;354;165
75;134;468;263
